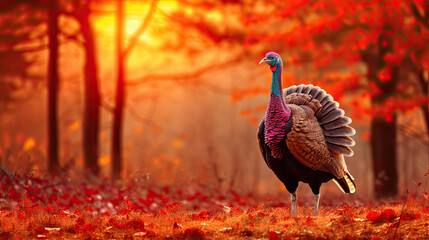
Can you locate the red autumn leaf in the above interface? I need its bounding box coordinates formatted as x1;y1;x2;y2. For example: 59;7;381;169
70;197;83;205
269;231;280;240
401;213;421;220
366;211;381;221
75;208;82;215
85;188;98;196
124;198;132;207
248;214;255;219
199;210;209;219
229;207;243;216
17;212;25;220
159;209;167;216
36;227;48;234
60;193;70;200
422;208;428;214
146;190;159;200
161;197;169;204
82;223;94;232
258;211;267;217
381;209;396;221
400;213;412;221
23;199;31;206
120;208;131;215
83;206;94;213
306;217;313;224
45;205;55;213
162;186;169;193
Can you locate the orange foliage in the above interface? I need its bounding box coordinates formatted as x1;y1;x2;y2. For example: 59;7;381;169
237;0;428;124
230;85;268;104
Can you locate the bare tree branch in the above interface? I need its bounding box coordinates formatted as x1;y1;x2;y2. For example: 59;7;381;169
123;0;159;57
1;45;48;55
126;55;243;86
101;99;115;113
60;30;83;45
0;166;47;205
126;99;158;125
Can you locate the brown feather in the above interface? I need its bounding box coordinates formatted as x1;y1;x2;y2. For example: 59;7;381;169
283;85;356;156
286;105;346;178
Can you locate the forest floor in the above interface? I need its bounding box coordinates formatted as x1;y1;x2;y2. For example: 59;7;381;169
0;172;428;239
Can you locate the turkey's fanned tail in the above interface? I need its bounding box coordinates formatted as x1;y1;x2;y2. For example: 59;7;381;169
283;84;356;157
333;172;356;193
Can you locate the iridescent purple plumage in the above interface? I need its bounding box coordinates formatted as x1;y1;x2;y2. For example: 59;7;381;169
262;52;291;158
264;94;290;158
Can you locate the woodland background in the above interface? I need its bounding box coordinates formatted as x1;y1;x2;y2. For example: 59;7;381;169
0;0;428;202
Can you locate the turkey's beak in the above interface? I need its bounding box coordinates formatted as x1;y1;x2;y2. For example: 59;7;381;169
259;57;270;64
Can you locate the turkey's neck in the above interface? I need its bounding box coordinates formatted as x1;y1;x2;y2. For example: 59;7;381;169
267;65;291;120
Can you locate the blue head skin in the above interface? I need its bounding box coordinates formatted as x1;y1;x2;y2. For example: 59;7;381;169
259;52;282;70
260;52;283;97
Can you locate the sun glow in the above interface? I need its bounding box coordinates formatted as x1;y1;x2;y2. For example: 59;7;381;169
94;1;178;45
125;18;141;36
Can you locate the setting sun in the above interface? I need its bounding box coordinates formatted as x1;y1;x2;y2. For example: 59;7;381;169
94;0;178;46
125;18;141;36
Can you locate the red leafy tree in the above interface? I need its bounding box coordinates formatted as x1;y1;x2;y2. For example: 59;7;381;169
241;0;429;198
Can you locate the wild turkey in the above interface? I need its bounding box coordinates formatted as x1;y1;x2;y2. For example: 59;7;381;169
258;52;356;216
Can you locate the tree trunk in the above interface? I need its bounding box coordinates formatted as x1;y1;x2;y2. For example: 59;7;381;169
371;116;398;198
80;6;100;176
417;71;429;139
47;0;60;172
361;28;400;198
421;104;429;139
112;0;125;180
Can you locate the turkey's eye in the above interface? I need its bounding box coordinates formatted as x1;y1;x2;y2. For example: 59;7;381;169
269;56;274;60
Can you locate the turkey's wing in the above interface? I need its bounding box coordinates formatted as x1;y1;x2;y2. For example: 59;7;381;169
286;105;345;178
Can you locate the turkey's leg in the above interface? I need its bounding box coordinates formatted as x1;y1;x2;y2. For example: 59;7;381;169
314;193;320;216
291;192;297;217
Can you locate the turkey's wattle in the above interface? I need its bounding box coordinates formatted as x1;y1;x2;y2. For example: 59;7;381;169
258;52;356;216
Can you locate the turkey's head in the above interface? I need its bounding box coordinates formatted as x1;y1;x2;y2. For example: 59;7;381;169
259;52;282;72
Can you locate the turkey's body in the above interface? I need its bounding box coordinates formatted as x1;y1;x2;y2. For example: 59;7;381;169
258;118;335;196
258;52;356;216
